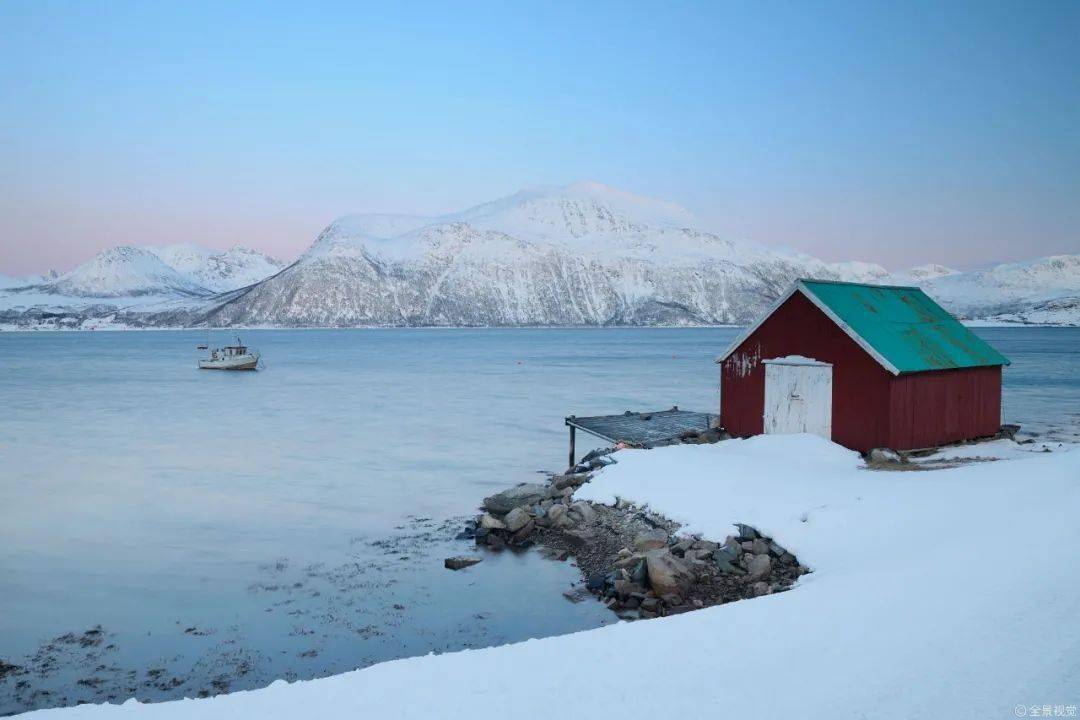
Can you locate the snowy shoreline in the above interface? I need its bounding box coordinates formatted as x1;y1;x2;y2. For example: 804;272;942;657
25;434;1080;719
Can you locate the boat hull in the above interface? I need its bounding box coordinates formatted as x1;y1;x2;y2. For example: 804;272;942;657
198;354;259;370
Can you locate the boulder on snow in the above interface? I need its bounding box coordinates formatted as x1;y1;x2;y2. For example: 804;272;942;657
868;447;903;464
482;484;551;514
735;523;759;541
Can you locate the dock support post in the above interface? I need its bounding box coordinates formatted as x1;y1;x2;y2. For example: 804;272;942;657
568;425;576;469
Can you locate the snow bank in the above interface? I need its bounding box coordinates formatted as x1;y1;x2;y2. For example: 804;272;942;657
29;435;1080;719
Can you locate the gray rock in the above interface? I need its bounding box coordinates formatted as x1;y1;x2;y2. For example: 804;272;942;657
613;579;645;599
504;507;531;533
482;483;551;514
553;474;588;490
660;593;684;607
684;548;714;563
672;537;695;555
868;447;902;464
633;529;669;551
714;555;746;575
750;538;770;556
735;523;759;540
444;556;482;570
629;558;649;586
510;520;535;545
644;549;693;597
562;587;591;603
479;513;506;531
714;544;740;563
559;528;595;549
751;581;771;597
569;501;597;523
692;539;718;552
748;553;772;579
547;503;572;528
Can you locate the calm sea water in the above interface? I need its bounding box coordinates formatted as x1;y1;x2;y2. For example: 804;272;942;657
0;327;1076;713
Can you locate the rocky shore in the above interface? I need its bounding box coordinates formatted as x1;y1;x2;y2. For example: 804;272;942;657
454;447;809;619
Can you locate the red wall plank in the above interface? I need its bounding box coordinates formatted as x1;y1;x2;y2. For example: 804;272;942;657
887;366;1002;448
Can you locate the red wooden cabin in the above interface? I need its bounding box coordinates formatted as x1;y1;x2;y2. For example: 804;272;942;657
716;279;1011;453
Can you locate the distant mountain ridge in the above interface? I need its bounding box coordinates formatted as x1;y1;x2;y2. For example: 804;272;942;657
209;183;891;328
0;183;1076;328
148;244;286;293
2;244;283;299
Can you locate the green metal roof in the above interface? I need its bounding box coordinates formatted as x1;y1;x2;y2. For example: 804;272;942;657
799;279;1010;374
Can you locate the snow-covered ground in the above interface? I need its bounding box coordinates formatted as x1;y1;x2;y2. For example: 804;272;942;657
30;434;1080;719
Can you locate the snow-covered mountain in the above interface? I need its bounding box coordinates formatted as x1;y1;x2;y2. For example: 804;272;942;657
886;263;959;285
149;244;285;293
1;244;284;306
904;255;1080;325
210;182;889;327
0;269;59;289
32;246;212;298
1;183;1076;329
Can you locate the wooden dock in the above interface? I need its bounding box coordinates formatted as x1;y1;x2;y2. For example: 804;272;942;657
565;407;716;466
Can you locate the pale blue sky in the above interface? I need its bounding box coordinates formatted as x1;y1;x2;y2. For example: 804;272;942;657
1;0;1077;274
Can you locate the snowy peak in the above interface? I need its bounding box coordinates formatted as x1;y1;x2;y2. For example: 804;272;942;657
916;254;1080;315
308;182;765;268
149;244;285;292
454;181;698;240
40;246;212;298
887;263;959;285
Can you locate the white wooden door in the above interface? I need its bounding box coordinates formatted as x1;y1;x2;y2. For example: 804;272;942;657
763;358;833;438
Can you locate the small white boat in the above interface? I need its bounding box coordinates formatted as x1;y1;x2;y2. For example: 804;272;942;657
198;339;260;371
